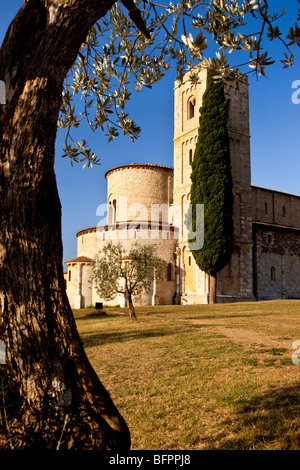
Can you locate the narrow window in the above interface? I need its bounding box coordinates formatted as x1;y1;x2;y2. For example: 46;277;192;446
265;202;268;215
187;97;196;120
271;267;276;281
189;149;193;165
189;255;192;266
181;142;184;184
267;234;272;244
283;206;286;217
108;201;112;224
112;199;117;223
166;263;172;281
68;270;71;282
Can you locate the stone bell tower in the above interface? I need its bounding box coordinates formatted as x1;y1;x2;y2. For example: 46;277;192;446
172;66;255;303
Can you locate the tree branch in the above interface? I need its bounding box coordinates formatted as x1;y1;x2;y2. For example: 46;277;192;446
121;0;151;38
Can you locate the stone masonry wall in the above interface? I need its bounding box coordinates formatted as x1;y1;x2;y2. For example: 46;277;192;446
254;222;300;300
252;186;300;228
105;164;173;225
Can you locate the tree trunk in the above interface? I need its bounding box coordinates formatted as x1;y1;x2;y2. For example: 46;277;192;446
0;0;130;450
209;275;217;304
127;293;136;319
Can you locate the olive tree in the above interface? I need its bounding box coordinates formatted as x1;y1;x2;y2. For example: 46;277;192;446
91;241;166;318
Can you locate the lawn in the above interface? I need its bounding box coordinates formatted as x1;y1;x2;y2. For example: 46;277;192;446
74;300;300;450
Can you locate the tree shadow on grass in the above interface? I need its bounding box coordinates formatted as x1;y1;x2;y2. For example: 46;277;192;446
206;384;300;450
81;325;206;348
74;310;126;321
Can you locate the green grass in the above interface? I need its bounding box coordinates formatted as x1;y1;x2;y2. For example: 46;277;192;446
74;300;300;450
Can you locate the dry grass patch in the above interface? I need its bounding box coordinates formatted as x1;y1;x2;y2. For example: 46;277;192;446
74;300;300;450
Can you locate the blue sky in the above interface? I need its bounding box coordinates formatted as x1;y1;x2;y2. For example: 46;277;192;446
1;0;299;267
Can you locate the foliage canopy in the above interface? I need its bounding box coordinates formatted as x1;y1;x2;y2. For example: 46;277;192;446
190;69;234;278
91;241;166;317
59;0;300;167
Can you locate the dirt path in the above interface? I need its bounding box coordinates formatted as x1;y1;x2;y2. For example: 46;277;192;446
211;326;292;350
188;318;293;351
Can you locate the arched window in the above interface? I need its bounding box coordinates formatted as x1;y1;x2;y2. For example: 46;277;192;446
108;201;112;224
112;199;117;223
187;96;196;120
271;267;276;281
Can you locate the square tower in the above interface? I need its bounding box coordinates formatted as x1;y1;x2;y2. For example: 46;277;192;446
173;66;255;303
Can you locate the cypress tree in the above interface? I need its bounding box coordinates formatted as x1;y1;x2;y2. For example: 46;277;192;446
190;70;234;303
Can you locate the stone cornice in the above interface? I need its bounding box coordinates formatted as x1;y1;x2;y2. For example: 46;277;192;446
105;163;173;180
76;222;177;238
252;220;300;232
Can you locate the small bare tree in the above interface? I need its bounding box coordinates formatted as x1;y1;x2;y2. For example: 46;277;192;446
91;241;166;318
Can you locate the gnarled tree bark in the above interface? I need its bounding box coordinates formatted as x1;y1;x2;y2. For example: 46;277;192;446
0;0;131;450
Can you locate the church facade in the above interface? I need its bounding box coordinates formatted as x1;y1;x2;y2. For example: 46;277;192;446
65;67;300;308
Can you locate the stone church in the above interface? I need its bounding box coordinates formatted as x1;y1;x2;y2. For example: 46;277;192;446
65;67;300;308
